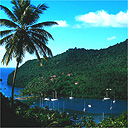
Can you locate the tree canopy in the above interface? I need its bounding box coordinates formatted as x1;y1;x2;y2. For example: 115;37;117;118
8;39;127;99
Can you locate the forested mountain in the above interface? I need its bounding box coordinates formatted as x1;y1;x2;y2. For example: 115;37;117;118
7;39;127;99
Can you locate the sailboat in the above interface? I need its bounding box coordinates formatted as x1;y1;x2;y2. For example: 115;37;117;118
51;91;58;101
113;100;116;103
110;100;113;110
103;97;110;100
102;89;111;101
88;104;92;107
87;100;92;107
69;91;74;99
44;97;50;101
112;91;116;103
83;100;86;112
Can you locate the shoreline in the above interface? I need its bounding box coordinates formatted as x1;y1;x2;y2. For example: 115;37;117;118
15;96;35;100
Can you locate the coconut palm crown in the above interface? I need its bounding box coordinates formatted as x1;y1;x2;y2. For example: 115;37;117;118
0;0;58;106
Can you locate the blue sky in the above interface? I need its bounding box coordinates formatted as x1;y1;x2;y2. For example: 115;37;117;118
0;0;128;68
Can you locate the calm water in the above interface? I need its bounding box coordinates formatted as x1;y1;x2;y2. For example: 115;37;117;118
0;68;22;97
0;68;127;123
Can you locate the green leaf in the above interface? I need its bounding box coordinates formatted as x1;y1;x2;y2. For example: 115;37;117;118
0;30;14;38
0;19;19;28
0;5;17;22
30;21;58;28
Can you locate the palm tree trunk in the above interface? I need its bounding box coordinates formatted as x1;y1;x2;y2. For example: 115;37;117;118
11;61;19;107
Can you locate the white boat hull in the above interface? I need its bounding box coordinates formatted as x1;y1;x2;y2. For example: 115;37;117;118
51;98;58;101
83;108;86;112
103;97;110;100
113;100;116;103
44;98;50;101
69;97;74;99
88;104;92;107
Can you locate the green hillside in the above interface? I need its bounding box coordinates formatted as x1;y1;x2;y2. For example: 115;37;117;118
7;39;127;99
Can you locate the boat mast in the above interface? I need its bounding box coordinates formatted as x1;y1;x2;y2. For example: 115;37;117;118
55;91;57;99
52;92;54;99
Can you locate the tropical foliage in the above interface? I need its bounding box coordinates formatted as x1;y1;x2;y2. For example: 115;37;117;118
8;39;127;99
0;0;57;106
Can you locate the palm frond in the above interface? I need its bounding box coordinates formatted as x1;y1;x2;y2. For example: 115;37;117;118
30;28;54;40
24;4;48;25
34;4;48;14
30;21;58;28
12;38;25;64
11;0;19;9
0;19;19;28
20;5;30;25
16;49;25;64
28;31;48;44
21;31;35;54
30;35;47;58
0;5;17;22
0;33;13;45
30;34;53;57
0;30;14;38
11;0;30;22
34;46;43;66
2;42;14;66
2;50;8;65
5;47;14;66
42;43;53;57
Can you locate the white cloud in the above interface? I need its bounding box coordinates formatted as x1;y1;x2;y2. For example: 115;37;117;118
75;10;128;27
73;24;81;28
0;47;5;50
52;20;69;27
107;36;116;40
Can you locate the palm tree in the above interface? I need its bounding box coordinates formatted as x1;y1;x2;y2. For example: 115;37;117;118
0;0;58;107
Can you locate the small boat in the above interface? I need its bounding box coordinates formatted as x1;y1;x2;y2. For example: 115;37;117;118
51;98;58;101
44;98;50;101
69;97;74;99
103;97;110;100
69;91;74;99
83;108;86;112
110;100;113;110
110;106;112;110
88;104;92;107
0;79;2;82
102;89;111;101
112;91;116;103
113;100;116;103
83;101;86;112
51;91;58;101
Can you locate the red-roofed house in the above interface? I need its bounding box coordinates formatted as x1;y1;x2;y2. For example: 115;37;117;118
67;73;73;76
52;75;56;78
75;82;78;85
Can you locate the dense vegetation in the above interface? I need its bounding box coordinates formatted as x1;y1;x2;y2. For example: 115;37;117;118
1;92;71;127
1;93;127;127
8;39;127;99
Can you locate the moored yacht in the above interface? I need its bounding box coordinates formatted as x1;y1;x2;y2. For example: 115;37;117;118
51;91;58;101
102;88;111;101
69;91;74;99
112;91;116;103
88;104;92;107
44;98;50;101
103;97;110;100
